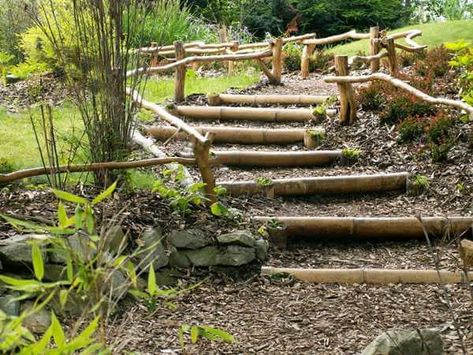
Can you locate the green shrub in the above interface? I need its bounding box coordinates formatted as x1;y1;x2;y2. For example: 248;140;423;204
309;50;332;72
430;140;454;162
413;45;451;78
357;82;386;111
380;94;435;125
426;113;454;144
410;174;429;195
283;42;302;72
397;117;426;143
446;40;473;105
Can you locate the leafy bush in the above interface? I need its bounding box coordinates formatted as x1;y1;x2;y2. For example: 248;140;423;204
309;50;332;72
446;40;473;105
283;42;302;72
357;82;386;111
413;45;451;79
128;0;218;48
426;113;454;144
380;93;435;125
397;117;427;143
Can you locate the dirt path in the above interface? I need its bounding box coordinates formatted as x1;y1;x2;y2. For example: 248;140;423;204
119;72;473;353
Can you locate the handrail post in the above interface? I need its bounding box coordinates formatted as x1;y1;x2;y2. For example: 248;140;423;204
271;38;283;85
228;41;239;75
301;43;315;79
386;38;399;77
334;55;357;125
369;26;380;72
150;42;158;67
193;134;217;204
174;41;186;102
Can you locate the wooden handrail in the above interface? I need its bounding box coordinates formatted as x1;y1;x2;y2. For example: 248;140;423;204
324;73;473;117
303;30;370;46
0;157;197;184
127;49;272;77
126;88;209;144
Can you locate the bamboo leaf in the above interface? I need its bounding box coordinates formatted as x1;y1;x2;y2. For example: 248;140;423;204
191;325;200;344
92;181;117;205
31;242;44;281
58;203;68;228
50;312;66;347
52;189;88;205
147;264;157;296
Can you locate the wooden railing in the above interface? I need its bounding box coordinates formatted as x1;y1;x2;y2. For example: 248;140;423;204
300;27;427;78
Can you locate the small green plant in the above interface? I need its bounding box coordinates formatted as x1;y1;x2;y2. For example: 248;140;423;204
411;174;430;194
430;140;454;162
342;148;362;161
178;324;234;348
312;96;337;120
397;118;426;143
213;185;228;197
0;158;15;174
255;177;273;186
266;218;284;229
456;182;465;193
283;42;302;72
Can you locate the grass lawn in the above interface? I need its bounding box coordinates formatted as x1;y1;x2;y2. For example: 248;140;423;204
1;71;261;173
329;20;473;56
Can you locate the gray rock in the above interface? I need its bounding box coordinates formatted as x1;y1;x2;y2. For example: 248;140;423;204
361;328;444;355
169;248;191;268
5;74;21;84
0;292;20;316
49;234;94;264
108;270;129;300
181;246;219;266
255;239;269;261
21;301;51;333
216;246;256;266
169;229;210;249
43;264;68;282
217;230;256;248
51;291;87;317
103;225;127;254
0;234;49;265
137;227;169;270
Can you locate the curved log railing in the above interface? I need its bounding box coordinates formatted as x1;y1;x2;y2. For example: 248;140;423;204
325;72;473;119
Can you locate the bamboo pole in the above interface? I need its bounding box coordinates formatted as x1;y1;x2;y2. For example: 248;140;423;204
369;26;380;72
170;105;318;123
147;126;307;145
283;33;316;43
349;51;388;67
210;150;342;167
303;30;370;46
253;216;473;240
386;38;399;77
334;55;357;125
0;157;197;184
207;93;330;106
301;44;315;79
324;73;473;117
271;38;283;85
220;172;408;197
174;41;186;103
261;267;473;284
127;88;208;144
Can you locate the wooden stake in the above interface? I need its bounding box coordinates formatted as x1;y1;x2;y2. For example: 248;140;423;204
271;38;283;85
386;38;399;77
369;26;380;72
334;55;357;125
150;42;159;67
460;239;473;268
193;134;216;204
174;41;186;102
301;44;315;78
228;41;239;75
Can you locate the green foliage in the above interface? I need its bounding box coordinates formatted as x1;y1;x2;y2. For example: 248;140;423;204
342;148;362;160
357;82;386;111
413;45;451;78
179;324;234;348
446;40;473;105
411;174;430;194
312;96;338;119
255;177;273;186
308;50;332;72
426;114;454;144
283;42;302;72
127;0;218;47
397;118;427;143
380;95;435;125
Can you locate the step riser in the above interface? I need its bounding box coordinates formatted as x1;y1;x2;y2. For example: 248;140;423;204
221;173;408;197
208;93;331;106
254;216;473;240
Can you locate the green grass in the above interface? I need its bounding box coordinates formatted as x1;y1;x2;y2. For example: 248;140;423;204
1;72;261;174
141;70;260;103
0;103;83;170
329;20;473;56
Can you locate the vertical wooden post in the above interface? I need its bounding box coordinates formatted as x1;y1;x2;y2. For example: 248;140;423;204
271;38;283;85
174;41;186;103
228;41;239;75
369;26;380;72
150;42;158;67
193;135;217;204
301;43;315;79
334;55;357;125
386;38;399;77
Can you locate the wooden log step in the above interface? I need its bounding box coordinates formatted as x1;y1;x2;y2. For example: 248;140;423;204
261;267;473;284
169;105;336;122
254;216;473;240
220;172;408;197
212;150;342;167
147;126;308;145
207;93;331;106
